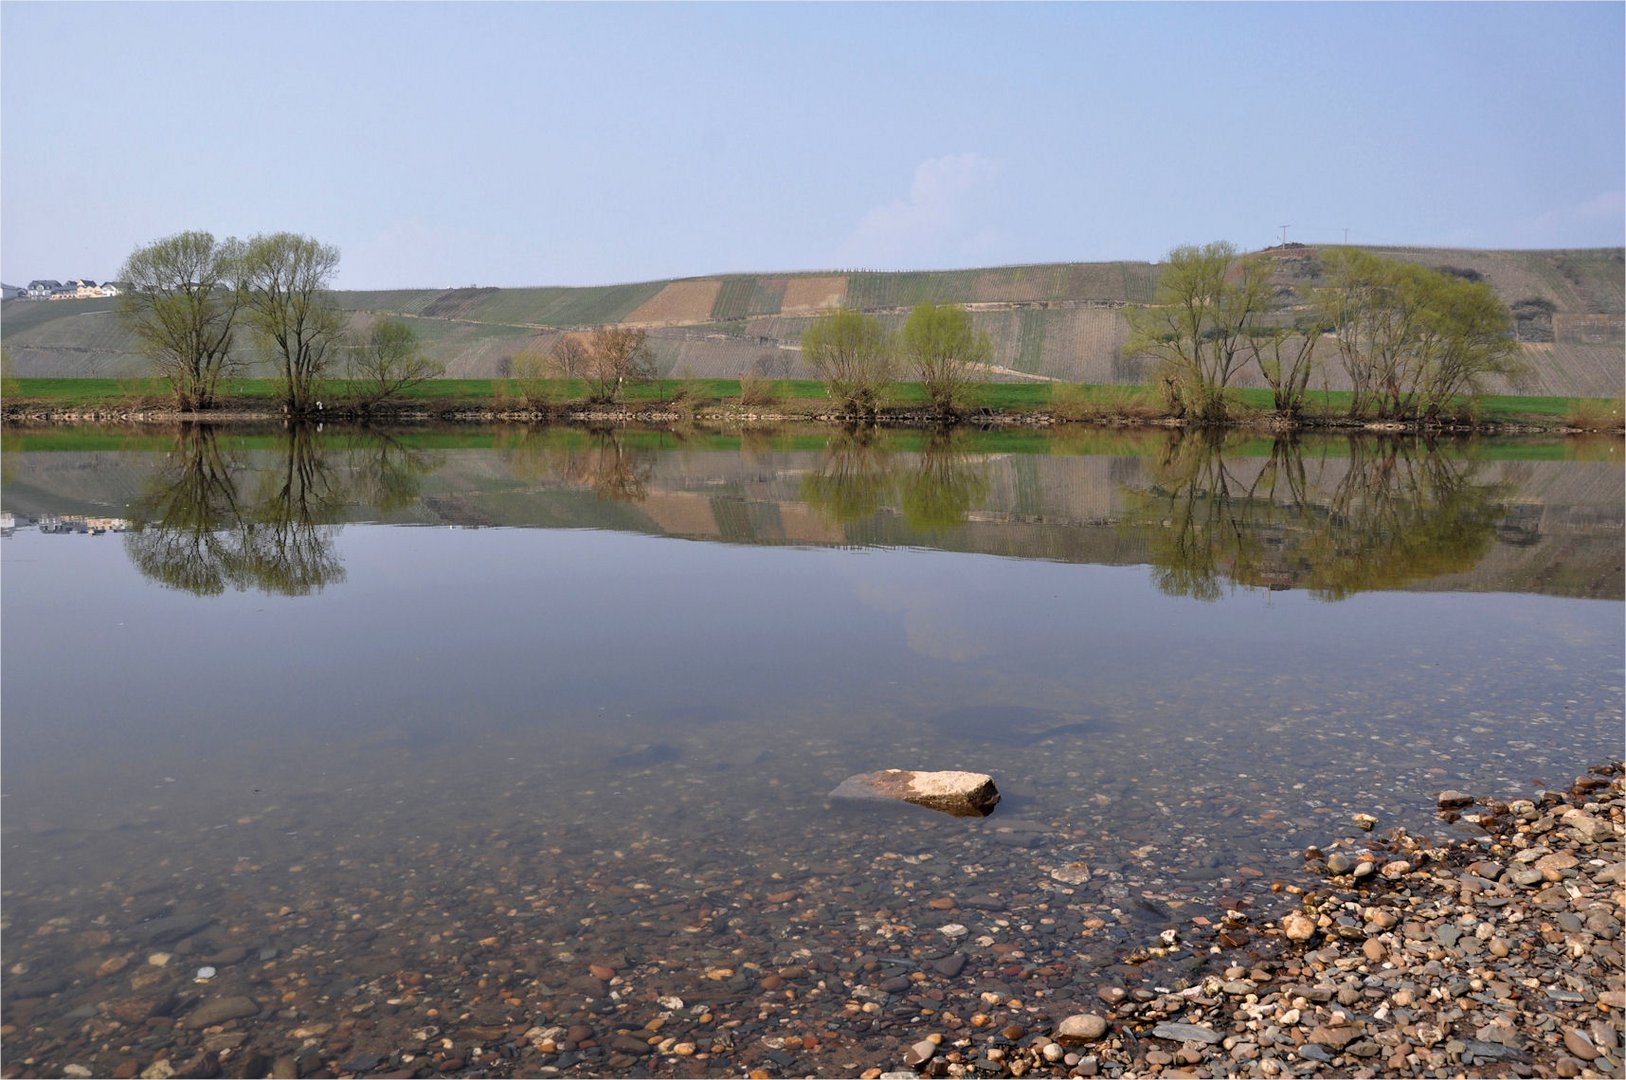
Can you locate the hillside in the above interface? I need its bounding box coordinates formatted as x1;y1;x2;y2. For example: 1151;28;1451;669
4;247;1622;397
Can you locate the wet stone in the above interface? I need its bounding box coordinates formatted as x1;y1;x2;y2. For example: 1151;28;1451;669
184;995;260;1029
8;973;70;998
134;912;215;946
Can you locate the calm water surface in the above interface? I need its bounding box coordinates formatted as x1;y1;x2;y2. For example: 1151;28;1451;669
2;426;1621;1076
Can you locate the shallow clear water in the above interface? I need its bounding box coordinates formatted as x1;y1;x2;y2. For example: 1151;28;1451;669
2;425;1621;1075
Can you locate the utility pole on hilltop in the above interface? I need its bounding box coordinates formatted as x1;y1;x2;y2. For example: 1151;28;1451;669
1279;224;1291;246
1343;227;1350;245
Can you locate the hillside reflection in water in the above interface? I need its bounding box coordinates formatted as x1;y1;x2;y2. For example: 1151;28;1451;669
60;425;1621;602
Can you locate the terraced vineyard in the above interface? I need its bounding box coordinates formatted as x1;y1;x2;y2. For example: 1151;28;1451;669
6;248;1621;396
1512;342;1626;398
705;276;796;321
1370;246;1625;315
1040;308;1133;382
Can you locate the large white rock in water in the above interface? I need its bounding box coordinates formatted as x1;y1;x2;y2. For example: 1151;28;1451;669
829;769;1000;817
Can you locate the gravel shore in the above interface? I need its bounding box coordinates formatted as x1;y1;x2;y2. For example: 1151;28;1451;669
881;763;1623;1080
3;764;1618;1079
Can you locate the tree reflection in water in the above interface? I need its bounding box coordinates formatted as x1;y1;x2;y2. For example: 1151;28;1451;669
798;428;993;531
123;425;443;597
123;426;254;596
801;427;896;526
900;431;990;533
1132;433;1508;601
505;427;657;503
342;430;441;515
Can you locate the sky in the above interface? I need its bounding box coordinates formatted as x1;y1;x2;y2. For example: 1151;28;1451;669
2;2;1622;290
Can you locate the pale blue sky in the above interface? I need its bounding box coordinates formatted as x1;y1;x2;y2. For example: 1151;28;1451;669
3;2;1622;289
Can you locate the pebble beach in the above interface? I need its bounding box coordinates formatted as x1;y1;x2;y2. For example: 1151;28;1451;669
3;762;1619;1079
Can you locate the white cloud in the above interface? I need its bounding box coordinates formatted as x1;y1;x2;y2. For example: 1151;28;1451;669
856;579;992;664
838;153;1003;269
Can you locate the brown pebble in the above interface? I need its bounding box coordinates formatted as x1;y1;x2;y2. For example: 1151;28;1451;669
1002;1024;1026;1040
928;898;956;910
759;975;783;991
1562;1028;1600;1061
588;963;615;981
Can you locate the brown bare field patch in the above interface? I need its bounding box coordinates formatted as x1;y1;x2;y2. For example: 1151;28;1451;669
779;504;847;545
623;280;723;325
780;275;848;312
640;492;723;538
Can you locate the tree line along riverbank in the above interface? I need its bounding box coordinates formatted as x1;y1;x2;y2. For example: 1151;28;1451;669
8;232;1622;432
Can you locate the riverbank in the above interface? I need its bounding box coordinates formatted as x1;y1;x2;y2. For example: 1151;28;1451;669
2;402;1619;439
3;378;1621;436
874;763;1624;1080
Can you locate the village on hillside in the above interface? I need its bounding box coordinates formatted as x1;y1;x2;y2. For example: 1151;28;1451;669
3;278;121;300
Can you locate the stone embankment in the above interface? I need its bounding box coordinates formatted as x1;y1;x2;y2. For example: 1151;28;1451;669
2;401;1609;435
878;763;1623;1079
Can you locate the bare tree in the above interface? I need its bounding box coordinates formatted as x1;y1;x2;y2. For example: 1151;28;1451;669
509;347;557;410
348;318;444;407
751;349;791;378
583;326;656;404
552;334;589;380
